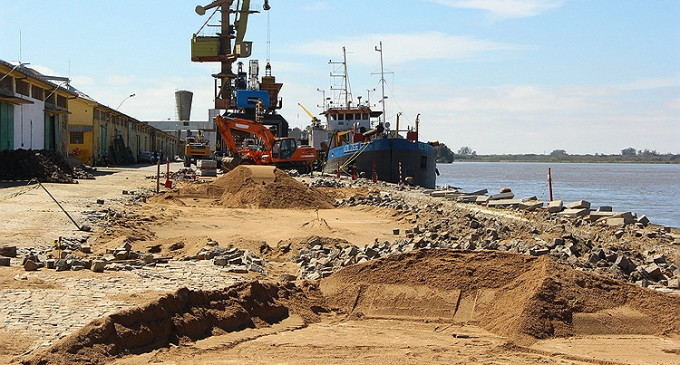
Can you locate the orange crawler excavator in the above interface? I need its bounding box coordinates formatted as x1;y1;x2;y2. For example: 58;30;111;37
215;115;317;174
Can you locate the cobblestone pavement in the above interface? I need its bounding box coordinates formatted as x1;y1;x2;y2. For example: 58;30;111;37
0;260;246;354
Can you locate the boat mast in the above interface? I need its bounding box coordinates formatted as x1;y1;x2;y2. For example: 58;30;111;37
375;41;387;125
329;47;353;108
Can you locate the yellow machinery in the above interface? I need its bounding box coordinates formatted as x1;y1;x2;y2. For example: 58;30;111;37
184;132;211;167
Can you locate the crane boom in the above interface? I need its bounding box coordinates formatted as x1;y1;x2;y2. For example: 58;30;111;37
298;103;321;125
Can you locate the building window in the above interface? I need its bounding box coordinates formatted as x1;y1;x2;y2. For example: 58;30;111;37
70;132;84;144
0;75;13;93
94;109;100;120
31;85;44;100
57;95;67;108
16;79;29;96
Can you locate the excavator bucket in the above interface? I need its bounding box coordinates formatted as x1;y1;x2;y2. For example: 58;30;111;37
242;165;276;184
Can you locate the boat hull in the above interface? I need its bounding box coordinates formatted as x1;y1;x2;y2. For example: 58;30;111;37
323;138;437;188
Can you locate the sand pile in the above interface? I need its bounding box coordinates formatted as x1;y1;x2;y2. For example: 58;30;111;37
209;166;334;209
22;281;324;365
320;249;680;342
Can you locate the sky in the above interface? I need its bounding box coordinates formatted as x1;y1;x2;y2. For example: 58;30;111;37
1;0;679;155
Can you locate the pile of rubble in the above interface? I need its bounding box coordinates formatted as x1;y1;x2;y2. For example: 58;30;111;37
292;193;679;291
0;149;93;183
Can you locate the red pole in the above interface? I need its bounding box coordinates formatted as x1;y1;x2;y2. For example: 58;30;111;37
548;168;554;201
336;162;340;178
372;161;377;183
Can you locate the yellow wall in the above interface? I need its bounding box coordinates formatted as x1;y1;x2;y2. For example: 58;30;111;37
67;97;96;164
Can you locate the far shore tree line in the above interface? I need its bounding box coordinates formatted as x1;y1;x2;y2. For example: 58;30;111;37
433;144;679;164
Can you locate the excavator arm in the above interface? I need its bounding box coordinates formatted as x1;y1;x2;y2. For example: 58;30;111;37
215;115;277;152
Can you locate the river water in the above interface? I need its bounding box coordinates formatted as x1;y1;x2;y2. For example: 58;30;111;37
436;162;680;228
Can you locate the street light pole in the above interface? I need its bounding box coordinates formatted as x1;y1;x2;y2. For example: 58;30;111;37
116;93;136;110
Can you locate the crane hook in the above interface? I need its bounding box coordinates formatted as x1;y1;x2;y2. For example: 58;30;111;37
263;0;271;10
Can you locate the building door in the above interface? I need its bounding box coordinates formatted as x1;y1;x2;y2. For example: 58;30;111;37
0;103;14;151
45;114;58;151
100;125;107;155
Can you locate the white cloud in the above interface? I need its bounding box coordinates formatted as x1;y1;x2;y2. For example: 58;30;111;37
104;74;137;86
431;0;565;19
293;32;523;65
617;76;680;91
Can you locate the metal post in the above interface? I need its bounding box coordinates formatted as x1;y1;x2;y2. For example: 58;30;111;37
548;168;554;201
156;161;161;193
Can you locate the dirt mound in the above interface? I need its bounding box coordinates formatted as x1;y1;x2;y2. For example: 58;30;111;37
22;281;324;365
209;166;334;209
320;250;680;342
0;149;92;183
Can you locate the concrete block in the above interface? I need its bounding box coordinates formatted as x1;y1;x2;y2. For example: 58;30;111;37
607;217;631;227
566;200;591;209
197;159;217;169
456;195;479;203
0;246;17;257
489;192;515;200
487;199;522;208
475;195;490;204
547;200;564;213
196;169;217;177
637;215;650;226
558;208;590;217
643;264;663;280
615;256;636;271
0;257;10;266
588;211;616;221
667;278;680;289
597;206;613;212
213;256;229;266
530;247;550;256
90;260;106;272
23;260;39;271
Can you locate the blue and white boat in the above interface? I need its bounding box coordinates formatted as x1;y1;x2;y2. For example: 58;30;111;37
309;46;438;188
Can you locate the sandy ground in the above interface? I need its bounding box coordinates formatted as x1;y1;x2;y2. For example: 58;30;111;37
1;163;679;364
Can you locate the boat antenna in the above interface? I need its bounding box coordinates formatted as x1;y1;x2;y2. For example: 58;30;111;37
375;41;387;125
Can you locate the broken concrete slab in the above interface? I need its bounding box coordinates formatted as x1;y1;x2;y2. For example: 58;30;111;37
519;200;543;211
475;196;490;204
566;200;591;209
557;208;590;217
588;211;616;221
456;195;479;203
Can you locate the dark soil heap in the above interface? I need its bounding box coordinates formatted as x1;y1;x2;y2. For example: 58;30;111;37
21;281;324;365
210;166;334;209
320;249;680;342
0;149;92;183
